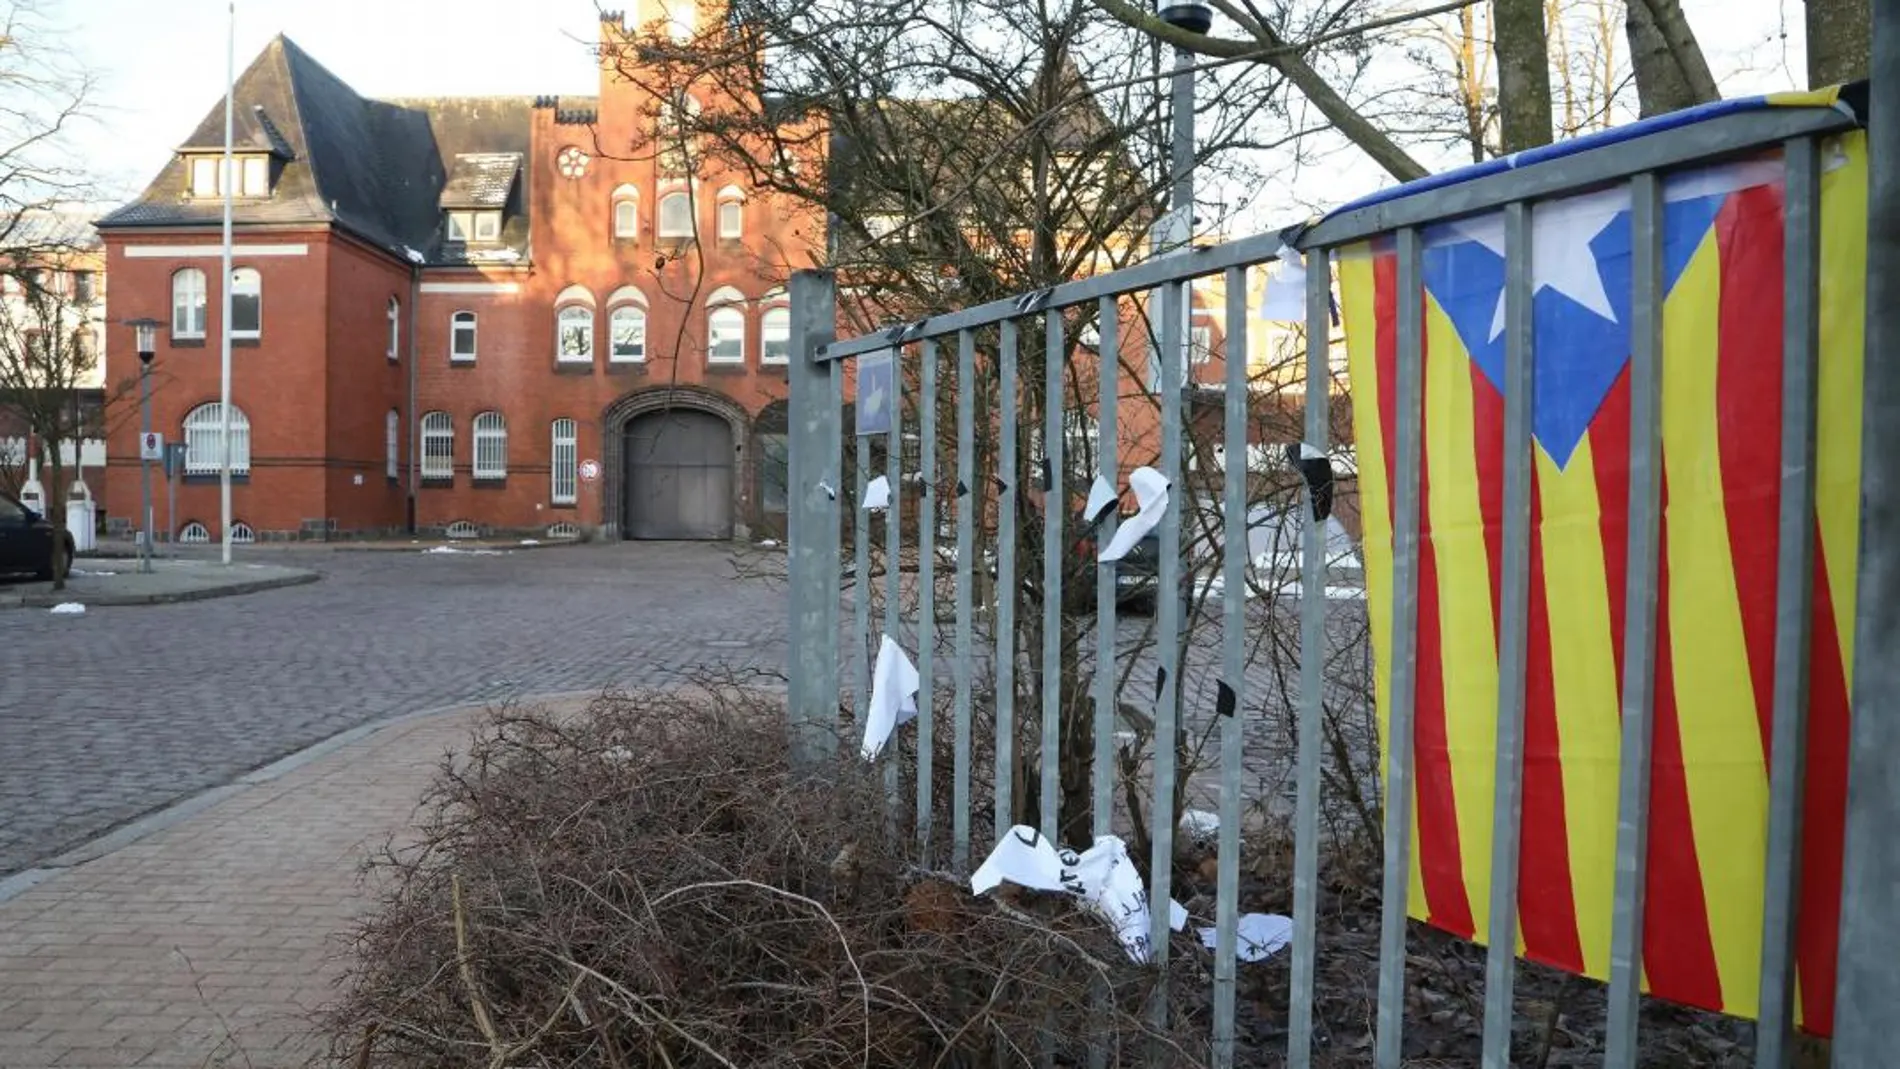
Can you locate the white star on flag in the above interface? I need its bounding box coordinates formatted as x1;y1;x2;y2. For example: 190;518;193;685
1449;185;1626;343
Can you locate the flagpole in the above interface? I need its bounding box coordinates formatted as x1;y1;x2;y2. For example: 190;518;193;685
219;0;235;565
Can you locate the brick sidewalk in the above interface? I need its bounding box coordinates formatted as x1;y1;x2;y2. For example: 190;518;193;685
0;697;588;1069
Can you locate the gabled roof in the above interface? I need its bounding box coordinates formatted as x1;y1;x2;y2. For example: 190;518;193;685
97;35;536;268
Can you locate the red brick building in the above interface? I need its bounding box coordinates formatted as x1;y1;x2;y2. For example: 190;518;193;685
97;9;821;543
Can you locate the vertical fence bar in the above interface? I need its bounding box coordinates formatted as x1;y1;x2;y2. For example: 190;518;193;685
1147;276;1186;1026
886;358;906;817
1289;247;1331;1069
1211;265;1250;1067
918;339;939;859
855;432;873;736
1088;297;1120;1069
1479;201;1536;1068
787;270;840;767
954;330;977;868
1836;6;1900;1055
1373;226;1426;1069
998;319;1020;834
1754;134;1822;1069
1041;309;1065;839
1604;171;1666;1069
1093;298;1121;840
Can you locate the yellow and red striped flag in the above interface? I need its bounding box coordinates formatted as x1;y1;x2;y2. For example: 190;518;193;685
1340;127;1864;1034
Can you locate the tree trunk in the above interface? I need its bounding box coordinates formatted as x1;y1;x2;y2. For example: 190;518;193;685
1806;0;1871;86
1626;0;1719;116
1494;0;1555;152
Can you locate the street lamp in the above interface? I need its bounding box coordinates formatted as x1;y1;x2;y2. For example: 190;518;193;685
127;317;160;575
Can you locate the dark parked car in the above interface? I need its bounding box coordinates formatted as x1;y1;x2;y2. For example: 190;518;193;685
0;491;73;581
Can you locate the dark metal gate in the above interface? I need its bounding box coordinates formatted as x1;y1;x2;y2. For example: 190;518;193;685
622;409;734;540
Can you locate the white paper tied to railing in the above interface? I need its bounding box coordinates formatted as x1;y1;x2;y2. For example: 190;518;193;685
1084;474;1119;527
860;634;919;760
1096;466;1169;563
860;474;891;511
1259;242;1307;322
971;826;1186;964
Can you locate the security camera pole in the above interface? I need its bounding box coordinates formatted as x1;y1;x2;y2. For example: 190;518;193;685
129;318;159;575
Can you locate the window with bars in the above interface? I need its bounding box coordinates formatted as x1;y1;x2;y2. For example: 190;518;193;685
179;521;210;544
230;521;256;544
181;403;251;475
387;296;401;361
172;268;206;339
451;311;477;361
421;411;453;479
472;411;508;479
551;418;578;505
386;409;399;480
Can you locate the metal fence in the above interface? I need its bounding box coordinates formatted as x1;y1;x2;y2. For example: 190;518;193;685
784;92;1883;1067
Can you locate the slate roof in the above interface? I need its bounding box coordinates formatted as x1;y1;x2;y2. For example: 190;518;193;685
96;35;539;268
439;153;522;209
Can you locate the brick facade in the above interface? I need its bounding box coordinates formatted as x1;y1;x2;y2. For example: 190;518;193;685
97;8;818;543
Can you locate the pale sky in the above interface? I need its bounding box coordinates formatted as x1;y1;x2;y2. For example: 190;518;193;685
57;0;1808;215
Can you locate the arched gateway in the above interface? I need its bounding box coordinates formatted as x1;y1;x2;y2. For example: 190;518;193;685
601;386;749;541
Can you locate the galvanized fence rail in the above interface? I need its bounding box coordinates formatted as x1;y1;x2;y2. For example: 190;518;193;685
785;94;1881;1068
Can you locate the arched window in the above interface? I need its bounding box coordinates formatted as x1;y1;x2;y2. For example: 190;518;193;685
387;296;401;361
229;521;256;545
557;306;594;362
450;310;477;361
472;411;507;479
181;403;251;476
657;95;701;175
446;520;481;539
606;286;648;365
708;306;745;364
178;521;210;544
551;418;578;505
715;186;745;240
657;191;693;238
172;268;206;339
421;411;453;479
230;268;261;339
611;184;639;239
761;306;791;365
385;409;400;480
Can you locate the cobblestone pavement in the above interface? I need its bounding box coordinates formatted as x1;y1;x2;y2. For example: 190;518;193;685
0;542;785;877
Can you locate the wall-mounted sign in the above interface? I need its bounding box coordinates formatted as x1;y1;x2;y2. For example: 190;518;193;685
579;459;601;482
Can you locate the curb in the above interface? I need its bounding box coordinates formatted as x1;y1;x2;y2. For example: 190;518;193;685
0;687;606;905
5;569;321;609
331;539;589;554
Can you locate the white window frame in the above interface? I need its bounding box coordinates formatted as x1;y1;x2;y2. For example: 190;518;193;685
557;305;594;362
385;409;400;480
241;156;269;197
447;211;472;241
190;158;219;199
229;521;256;544
657;191;693;238
387;296;401;361
612;185;640;238
420;411;453;479
609;304;647;363
472;411;507;480
473;211;501;241
230;267;262;340
1189;322;1213;365
551;418;578;505
707;304;745;364
181;402;252;476
178;521;210;544
716;197;743;240
450;310;477;362
172;268;207;339
760;305;790;364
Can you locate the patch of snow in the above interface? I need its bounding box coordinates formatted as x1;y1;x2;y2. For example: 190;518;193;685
423;545;504;556
49;602;85;615
401;245;427;265
602;746;634;762
1179;809;1220;841
1198;913;1293;963
69;568;116;577
519;538;541;545
759;539;780;548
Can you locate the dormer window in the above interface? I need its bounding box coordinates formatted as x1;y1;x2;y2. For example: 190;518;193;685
188;154;271;199
446;211;503;243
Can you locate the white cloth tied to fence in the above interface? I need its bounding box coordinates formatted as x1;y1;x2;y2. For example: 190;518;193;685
1096;467;1169;563
971;826;1186;964
860;634;920;759
1260;243;1308;321
861;475;891;511
1198;912;1293;962
1084;474;1119;526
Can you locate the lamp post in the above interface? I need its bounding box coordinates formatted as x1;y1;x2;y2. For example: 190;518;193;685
128;317;159;575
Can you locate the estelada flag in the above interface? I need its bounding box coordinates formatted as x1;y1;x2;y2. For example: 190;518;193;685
1338;112;1865;1033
